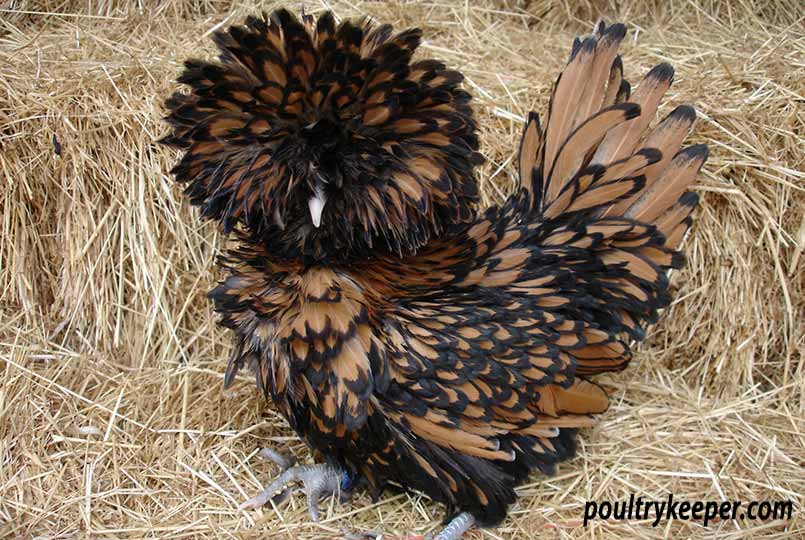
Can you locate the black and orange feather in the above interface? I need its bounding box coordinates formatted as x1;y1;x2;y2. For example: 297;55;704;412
165;12;707;530
162;9;482;261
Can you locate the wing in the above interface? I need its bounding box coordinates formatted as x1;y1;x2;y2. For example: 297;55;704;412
355;202;629;522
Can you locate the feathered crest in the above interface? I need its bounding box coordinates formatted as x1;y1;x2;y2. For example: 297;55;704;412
162;9;482;259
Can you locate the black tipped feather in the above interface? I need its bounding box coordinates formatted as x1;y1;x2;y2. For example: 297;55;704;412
171;16;708;531
163;9;482;262
646;62;675;83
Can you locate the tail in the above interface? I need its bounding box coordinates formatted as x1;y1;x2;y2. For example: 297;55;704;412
518;21;707;373
518;21;706;247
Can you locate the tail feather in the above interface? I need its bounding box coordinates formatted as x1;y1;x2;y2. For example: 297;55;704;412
624;144;708;224
518;21;705;244
547;102;640;205
605;105;697;216
542;37;596;192
590;63;675;166
602;55;628;108
519;21;707;373
655;191;700;249
574;22;627;124
597;148;661;185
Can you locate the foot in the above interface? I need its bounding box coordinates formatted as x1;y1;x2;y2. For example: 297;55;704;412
238;448;347;522
341;510;475;540
431;512;475;540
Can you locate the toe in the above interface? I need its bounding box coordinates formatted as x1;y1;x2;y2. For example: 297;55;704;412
307;490;322;522
259;448;296;470
238;492;271;512
272;486;292;505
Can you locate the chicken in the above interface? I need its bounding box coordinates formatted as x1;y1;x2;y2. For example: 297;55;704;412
161;10;707;540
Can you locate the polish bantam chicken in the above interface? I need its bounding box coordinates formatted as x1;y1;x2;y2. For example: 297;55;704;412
162;9;706;539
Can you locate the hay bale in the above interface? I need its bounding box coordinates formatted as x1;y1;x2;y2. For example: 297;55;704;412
0;1;802;538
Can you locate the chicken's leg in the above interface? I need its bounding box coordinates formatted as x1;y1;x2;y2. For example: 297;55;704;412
238;448;347;522
343;512;476;540
432;513;475;540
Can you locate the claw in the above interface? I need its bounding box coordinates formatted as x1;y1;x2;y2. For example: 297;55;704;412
238;448;345;522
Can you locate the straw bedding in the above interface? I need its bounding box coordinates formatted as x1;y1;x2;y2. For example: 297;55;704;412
1;1;802;538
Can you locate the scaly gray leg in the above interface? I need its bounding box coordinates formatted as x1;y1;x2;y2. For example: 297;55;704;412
432;512;475;540
342;511;475;540
238;448;345;522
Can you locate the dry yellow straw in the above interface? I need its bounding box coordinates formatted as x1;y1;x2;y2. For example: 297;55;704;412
1;1;802;538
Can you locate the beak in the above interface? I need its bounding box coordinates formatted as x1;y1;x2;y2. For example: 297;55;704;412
273;207;285;230
308;187;327;228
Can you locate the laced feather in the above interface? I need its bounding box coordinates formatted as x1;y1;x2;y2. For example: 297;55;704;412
162;9;482;260
190;16;708;529
516;19;707;366
518;21;706;232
